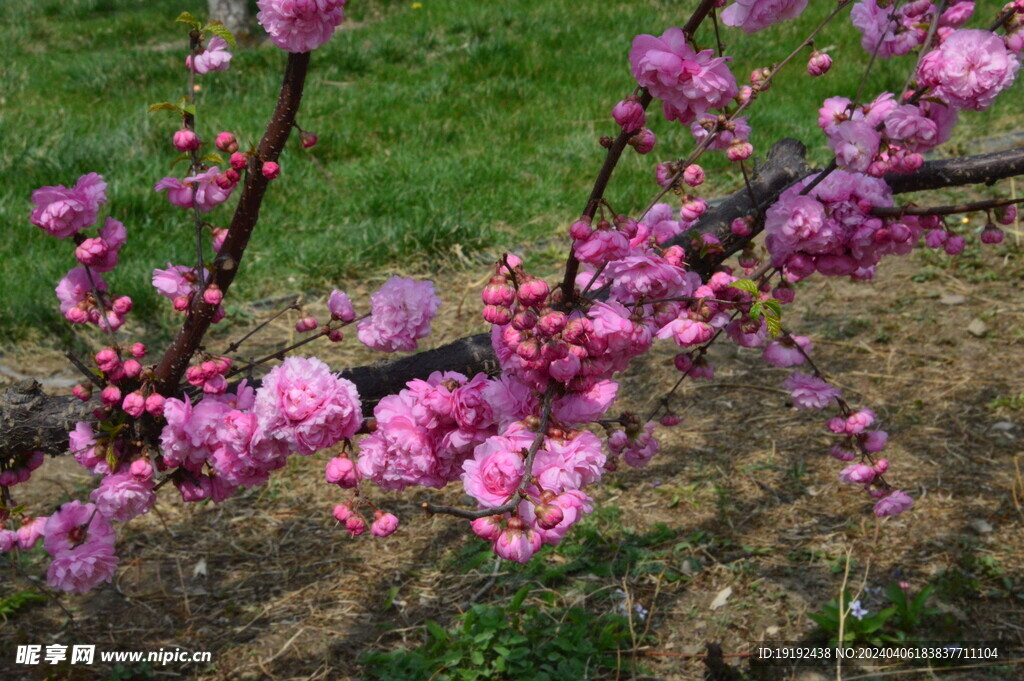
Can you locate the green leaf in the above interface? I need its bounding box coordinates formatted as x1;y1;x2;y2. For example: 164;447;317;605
203;21;237;48
176;11;201;27
764;313;781;338
382;586;399;610
509;585;531;612
182;104;197;116
170;153;192;169
425;620;448;643
748;301;763;321
730;279;759;295
148;101;181;114
202;152;225;165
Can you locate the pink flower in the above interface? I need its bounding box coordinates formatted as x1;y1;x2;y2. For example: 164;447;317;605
371;512;399;537
30;173;107;239
357;277;441;352
574;228;630;265
152;264;199;300
328;289;356;321
763;335;812;367
851;0;927;59
552;380;619;424
46;541;118;594
43;501;115;556
656;317;714;347
187;36;233;74
90;470;156;522
721;0;808;34
531;431;605;493
630;28;737;125
827;120;880;173
16;516;47;551
56;267;105;320
874;490;913;517
154;177;194;208
918;29;1019;111
462;438;525;507
839;463;876;485
256;0;347;53
783;371;840;410
183;166;235;212
253;356;362;455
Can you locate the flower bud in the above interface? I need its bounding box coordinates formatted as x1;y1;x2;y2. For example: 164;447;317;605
173;129;200;152
215;132;238;153
112;296;133;316
807;51;832;77
295;316;319;332
611;96;646;131
517;278;550;308
371;511;399;537
663;245;686;267
130;458;153;479
328;289;356;322
325;456;361;488
72;384;92;401
995;204;1017;225
145;393;166;417
873;458;889;475
534;502;564;530
131;343;146;358
482;278;516;307
122;391;146;417
230;152;249;171
944;235;966;255
300;130;318;148
122;359;142;378
536;311;567;337
345;514;366;536
980;223;1005;244
569;218;593;240
726;140;754;162
95;348;120;374
471;515;503;542
100;385;122;407
512;309;538;330
328;328;345;342
683;164;705;187
333;502;353;523
482;304;513;325
261;161;280;179
203;285;223;305
629;127;656;154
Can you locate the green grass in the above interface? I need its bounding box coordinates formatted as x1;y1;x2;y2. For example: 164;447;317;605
2;0;1021;341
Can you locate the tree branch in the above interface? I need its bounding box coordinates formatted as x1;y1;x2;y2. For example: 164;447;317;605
8;141;1024;457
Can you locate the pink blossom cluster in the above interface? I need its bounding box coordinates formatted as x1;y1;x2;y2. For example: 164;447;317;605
155;166;238;212
851;0;974;59
31;173;136;331
690;113;752;158
464;420;604;562
356;276;441;352
0;515;46;555
721;0;809;34
152;263;225;320
257;0;347;53
42;501;118;594
186;36;233;74
356;371;499;491
764;169;920;281
156;356;361;500
819;93;957;176
630;27;738;125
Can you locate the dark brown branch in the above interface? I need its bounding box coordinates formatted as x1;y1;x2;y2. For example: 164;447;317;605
8;142;1024;457
153;52;311;396
870;195;1024;218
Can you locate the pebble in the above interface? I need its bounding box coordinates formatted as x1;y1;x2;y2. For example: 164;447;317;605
967;319;989;337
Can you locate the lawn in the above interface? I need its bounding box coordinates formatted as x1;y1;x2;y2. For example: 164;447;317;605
1;0;1020;343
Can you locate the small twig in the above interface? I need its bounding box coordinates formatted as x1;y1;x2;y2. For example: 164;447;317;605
870;195;1024;218
64;352;102;388
222;302;300;354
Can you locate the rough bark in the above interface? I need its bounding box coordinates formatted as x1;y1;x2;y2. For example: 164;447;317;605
6;141;1024;457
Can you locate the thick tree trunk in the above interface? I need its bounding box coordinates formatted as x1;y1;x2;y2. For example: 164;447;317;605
207;0;250;38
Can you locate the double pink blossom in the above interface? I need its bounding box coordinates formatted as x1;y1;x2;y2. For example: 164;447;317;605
256;0;347;53
31;173;107;239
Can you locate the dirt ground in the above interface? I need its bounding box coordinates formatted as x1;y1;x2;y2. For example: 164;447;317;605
2;229;1023;681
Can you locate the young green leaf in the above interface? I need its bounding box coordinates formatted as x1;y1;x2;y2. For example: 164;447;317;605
176;11;201;27
203;21;237;48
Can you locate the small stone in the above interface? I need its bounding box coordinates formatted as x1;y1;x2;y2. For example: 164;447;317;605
991;422;1015;431
967;319;989;337
765;625;780;636
970;519;993;534
940;294;967;305
710;586;732;610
